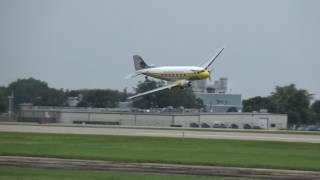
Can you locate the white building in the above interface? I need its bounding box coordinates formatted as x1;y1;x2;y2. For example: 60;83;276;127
193;77;242;112
18;106;287;130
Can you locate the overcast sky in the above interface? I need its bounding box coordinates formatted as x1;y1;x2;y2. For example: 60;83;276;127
0;0;319;99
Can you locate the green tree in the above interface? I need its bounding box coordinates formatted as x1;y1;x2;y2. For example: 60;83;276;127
242;84;314;126
270;84;313;125
242;96;276;112
227;107;238;112
33;88;67;106
0;87;7;113
77;89;125;108
131;80;159;109
66;90;80;97
311;100;320;123
6;78;67;108
132;80;203;109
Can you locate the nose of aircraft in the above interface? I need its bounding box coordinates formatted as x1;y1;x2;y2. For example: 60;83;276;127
199;70;210;79
204;70;210;78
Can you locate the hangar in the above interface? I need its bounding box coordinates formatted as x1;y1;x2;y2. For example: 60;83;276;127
17;106;287;130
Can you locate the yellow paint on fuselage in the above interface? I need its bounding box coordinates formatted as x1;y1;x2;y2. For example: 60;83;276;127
144;70;209;81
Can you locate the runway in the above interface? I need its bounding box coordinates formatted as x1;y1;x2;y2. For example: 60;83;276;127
0;124;320;143
1;156;320;179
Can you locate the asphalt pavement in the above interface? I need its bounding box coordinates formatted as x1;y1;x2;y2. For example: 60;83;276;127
0;124;320;143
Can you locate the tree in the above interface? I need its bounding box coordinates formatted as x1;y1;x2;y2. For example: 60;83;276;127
242;84;315;126
311;100;320;114
66;90;80;97
270;84;313;125
227;107;238;112
311;100;320;123
6;78;67;108
0;87;7;113
131;80;159;109
33;88;67;106
77;89;126;108
242;96;276;112
132;80;203;109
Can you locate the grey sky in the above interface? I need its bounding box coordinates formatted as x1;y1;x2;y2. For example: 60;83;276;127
0;0;319;99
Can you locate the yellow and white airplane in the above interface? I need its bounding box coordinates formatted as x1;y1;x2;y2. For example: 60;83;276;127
127;48;224;99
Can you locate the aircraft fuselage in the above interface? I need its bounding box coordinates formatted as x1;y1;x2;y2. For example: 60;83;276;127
138;66;210;81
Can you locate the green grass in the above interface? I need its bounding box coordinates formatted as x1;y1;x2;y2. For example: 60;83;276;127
0;167;247;180
0;132;320;171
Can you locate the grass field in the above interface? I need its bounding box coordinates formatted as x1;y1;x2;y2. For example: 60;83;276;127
0;167;247;180
0;132;320;171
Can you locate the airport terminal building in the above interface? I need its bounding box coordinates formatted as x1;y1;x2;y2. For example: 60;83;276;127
192;78;242;112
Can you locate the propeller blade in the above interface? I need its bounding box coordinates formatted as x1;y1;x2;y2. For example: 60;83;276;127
208;70;213;81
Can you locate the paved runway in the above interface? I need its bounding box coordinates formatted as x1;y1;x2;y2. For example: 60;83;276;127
0;124;320;143
2;156;320;179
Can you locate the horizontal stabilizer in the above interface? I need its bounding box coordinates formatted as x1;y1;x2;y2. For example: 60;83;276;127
125;72;142;79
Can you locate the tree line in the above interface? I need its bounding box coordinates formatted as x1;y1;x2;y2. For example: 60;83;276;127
0;78;202;112
0;78;319;126
0;78;126;111
242;84;320;126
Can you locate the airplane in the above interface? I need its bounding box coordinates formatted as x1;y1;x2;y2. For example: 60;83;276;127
126;48;224;100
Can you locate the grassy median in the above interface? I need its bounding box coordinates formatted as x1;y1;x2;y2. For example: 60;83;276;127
0;132;319;171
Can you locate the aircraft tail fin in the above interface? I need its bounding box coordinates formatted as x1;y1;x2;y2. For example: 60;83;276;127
133;55;151;71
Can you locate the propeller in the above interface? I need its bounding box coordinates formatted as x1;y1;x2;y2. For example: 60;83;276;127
208;67;215;82
187;81;192;87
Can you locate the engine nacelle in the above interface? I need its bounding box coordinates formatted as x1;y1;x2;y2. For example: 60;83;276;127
176;80;192;88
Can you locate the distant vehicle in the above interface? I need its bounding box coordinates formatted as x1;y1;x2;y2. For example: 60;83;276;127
201;123;210;128
230;124;239;129
160;106;174;112
170;124;182;127
220;124;227;128
190;123;199;128
305;125;318;131
126;48;225;99
252;125;262;129
212;121;226;128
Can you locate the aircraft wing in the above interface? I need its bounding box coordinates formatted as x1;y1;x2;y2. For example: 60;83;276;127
202;48;224;70
127;82;178;100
